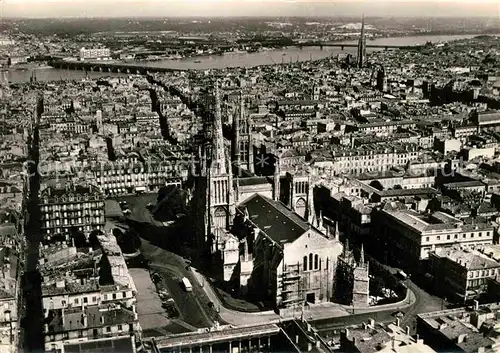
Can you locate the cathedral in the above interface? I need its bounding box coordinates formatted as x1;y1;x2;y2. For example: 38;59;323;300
189;82;348;310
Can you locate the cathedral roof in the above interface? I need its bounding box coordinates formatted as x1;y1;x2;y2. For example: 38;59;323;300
237;176;271;187
238;194;309;244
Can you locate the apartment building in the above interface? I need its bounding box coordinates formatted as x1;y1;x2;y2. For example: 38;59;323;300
41;232;140;353
429;247;500;303
39;183;105;243
320;143;422;176
0;248;20;353
79;47;111;60
372;208;494;271
92;158;185;196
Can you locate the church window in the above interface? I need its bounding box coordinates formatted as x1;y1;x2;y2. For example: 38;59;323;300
303;256;307;271
309;253;313;271
314;255;319;270
214;207;227;230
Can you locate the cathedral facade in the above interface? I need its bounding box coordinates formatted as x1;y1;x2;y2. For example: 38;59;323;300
189;83;349;309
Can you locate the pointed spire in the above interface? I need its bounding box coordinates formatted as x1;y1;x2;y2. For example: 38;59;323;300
235;176;240;204
318;209;324;230
335;221;340;240
240;91;245;122
357;14;366;68
273;158;280;202
232;96;240;168
307;184;315;225
361;13;365;36
360;243;365;265
211;80;227;175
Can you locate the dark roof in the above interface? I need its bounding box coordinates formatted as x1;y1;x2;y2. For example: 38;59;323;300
64;336;134;353
238;194;309;244
237;176;271;187
377;187;439;198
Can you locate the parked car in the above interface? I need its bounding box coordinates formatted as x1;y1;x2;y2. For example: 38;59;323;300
151;272;162;283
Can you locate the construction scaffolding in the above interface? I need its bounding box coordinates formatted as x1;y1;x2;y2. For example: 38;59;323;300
280;262;304;307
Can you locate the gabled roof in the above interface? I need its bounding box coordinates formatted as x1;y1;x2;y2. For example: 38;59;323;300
238;194;309;244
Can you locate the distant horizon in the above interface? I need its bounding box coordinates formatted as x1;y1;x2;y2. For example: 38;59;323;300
2;0;500;19
2;14;500;20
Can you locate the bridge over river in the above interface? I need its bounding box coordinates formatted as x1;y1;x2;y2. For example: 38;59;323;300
47;40;421;74
48;59;183;74
297;42;422;50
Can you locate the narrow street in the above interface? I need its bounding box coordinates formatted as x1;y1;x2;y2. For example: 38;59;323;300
22;96;44;352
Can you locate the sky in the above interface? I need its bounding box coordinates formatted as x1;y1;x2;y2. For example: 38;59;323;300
2;0;500;18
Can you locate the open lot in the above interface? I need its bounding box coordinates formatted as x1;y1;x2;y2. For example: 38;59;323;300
129;268;171;330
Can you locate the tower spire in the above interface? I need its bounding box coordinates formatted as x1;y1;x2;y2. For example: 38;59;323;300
211;81;227;175
231;94;241;169
357;14;366;68
307;180;315;225
273;157;280;202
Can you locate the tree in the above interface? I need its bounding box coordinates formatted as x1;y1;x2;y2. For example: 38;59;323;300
370;277;385;297
369;180;384;191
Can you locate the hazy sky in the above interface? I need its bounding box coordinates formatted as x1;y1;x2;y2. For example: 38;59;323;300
2;0;500;18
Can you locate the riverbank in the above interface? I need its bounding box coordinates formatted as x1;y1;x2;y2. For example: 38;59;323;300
5;33;499;83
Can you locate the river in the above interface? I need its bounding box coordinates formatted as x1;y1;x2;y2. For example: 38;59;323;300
6;33;499;83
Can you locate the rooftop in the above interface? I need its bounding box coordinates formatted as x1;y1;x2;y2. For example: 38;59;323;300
153;323;280;349
344;321;436;353
382;209;492;234
238;194;311;245
418;304;500;353
64;336;135;353
432;248;500;270
47;305;135;333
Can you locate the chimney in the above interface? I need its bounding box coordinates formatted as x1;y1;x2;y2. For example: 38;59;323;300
406;326;410;335
307;342;312;352
295;335;299;344
473;300;479;311
396;318;401;327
